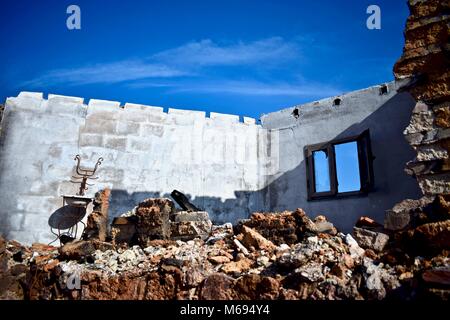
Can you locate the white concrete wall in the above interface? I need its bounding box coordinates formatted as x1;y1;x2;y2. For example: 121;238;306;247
0;92;272;244
0;81;422;244
260;81;422;232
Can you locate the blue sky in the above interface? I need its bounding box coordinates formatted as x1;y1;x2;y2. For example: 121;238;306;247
0;0;409;119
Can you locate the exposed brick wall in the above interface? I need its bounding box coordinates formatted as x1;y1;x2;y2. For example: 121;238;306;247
394;0;450;196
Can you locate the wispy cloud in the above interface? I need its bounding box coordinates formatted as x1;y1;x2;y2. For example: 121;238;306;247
22;60;187;87
152;37;300;67
20;37;342;99
22;37;301;87
130;79;341;97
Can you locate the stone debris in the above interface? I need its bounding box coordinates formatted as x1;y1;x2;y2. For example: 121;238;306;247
1;197;448;301
82;189;110;242
206;223;233;244
353;227;389;252
110;197;213;246
240;225;276;252
135;198;174;244
170;211;212;241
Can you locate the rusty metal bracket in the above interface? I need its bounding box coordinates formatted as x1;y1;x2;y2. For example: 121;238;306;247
71;155;103;196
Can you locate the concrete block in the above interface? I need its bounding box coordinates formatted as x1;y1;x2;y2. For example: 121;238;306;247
6;96;45;112
23;213;55;243
418;174;450;195
128;138;152;152
18;92;43;99
99;167;125;182
17;196;56;213
168;108;205;125
111;221;136;245
353;227;389;252
79;134;103;147
384;210;411;231
437;128;450;140
116;121;140;135
22;214;52;234
87;99;121;115
124;103;163;113
169;108;205;117
57;181;79;196
210;112;239;123
243;117;256;125
103;137;127;150
170;220;212;241
171;211;210;222
48;94;84;104
122;104;165;123
47;95;86;116
8;213;25;232
141;123;164;137
83;119;117;135
135;198;174;245
7;231;42;245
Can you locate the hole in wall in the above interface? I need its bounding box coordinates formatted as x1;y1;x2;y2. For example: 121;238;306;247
333;98;341;106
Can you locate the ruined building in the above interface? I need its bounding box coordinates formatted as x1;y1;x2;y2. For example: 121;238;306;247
0;2;447;248
0;0;448;301
0;79;422;245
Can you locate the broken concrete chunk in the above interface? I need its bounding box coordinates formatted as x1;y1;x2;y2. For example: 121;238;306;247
345;234;365;259
233;238;249;256
241;225;276;252
240;211;299;245
353;227;390;252
296;262;324;282
314;221;336;234
294;208;318;234
384;210;411;231
59;240;112;260
355;216;382;229
208;255;231;265
83;189;110;242
200;273;236;300
170;211;210;222
313;215;337;234
385;197;434;231
221;257;253;275
406;220;450;254
170;220;212;241
135;198;174;245
206;223;233;244
111;216;138;245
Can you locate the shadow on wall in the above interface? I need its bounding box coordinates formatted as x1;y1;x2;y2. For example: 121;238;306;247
108;189;268;225
101;92;421;234
261;92;422;232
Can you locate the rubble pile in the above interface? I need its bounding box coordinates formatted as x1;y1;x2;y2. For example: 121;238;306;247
0;197;448;300
238;209;337;246
111;198;213;246
0;0;449;302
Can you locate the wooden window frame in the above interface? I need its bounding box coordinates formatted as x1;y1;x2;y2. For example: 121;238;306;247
304;129;375;201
